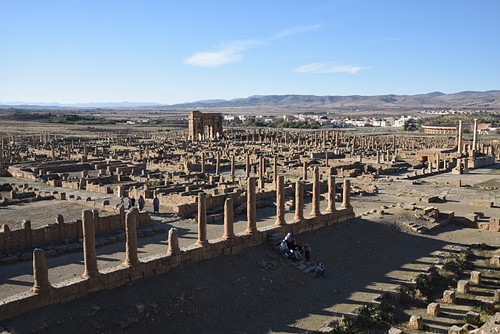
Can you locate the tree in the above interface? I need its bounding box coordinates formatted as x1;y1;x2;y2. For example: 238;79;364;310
403;118;419;131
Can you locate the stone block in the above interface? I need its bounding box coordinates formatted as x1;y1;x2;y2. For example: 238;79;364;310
465;311;480;325
481;299;495;315
427;302;440;316
408;315;423;330
468;200;493;208
448;325;465;334
443;290;456;304
470;271;481;284
494;289;500;303
386;290;401;304
465;213;478;223
388;328;404;334
457;280;470;294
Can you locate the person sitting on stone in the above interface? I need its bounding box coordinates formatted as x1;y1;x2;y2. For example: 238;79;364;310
292;247;302;261
315;262;325;277
284;233;295;250
279;240;289;256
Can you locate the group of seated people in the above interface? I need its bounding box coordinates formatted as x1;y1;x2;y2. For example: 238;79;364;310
279;233;325;277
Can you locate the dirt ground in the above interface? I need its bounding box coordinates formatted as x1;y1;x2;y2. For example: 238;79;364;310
1;166;499;334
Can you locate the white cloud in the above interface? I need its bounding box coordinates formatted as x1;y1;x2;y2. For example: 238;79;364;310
271;24;322;40
184;40;260;67
185;24;321;67
293;62;364;74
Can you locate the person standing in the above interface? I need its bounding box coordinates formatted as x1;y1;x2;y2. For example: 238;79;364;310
138;195;145;211
153;195;160;213
304;244;311;263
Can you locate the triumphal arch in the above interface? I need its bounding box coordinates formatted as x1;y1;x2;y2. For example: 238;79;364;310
188;110;223;140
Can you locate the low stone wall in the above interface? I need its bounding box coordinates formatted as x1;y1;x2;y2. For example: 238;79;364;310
0;209;151;253
0;206;355;321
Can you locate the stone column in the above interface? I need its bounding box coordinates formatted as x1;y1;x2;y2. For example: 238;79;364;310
223;197;234;240
302;161;308;180
275;175;286;225
82;210;99;279
22;220;33;249
258;156;265;188
245;153;250;178
196;192;208;246
327;174;336;213
294;180;304;222
457;120;463;155
341;179;352;209
273;155;278;188
66;144;71;160
215;153;220;176
124;207;139;267
201;152;205;173
246;177;257;234
310;167;321;218
167;227;180;255
472;118;478;154
230;155;235;180
31;248;51;293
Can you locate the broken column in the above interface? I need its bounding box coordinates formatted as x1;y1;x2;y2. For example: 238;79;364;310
223;197;234;240
302;161;308;180
123;207;139;267
341;178;352;209
82;210;99;279
310;167;320;218
167;228;180;256
246;177;257;234
275;175;286;226
31;248;51;293
197;192;208;246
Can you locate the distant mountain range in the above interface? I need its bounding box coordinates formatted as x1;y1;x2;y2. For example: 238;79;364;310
1;90;499;110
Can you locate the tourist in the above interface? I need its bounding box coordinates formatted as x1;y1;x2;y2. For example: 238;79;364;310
138;195;145;211
315;262;325;278
284;232;295;250
292;247;302;261
279;240;289;256
128;197;135;209
153;195;160;213
304;244;311;263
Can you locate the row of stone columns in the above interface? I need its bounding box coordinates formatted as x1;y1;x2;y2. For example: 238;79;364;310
32;175;353;293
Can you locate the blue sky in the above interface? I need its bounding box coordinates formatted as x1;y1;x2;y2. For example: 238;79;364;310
1;0;499;104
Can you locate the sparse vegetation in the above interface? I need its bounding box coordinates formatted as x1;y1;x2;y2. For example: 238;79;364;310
423;113;499;126
242;119;321;129
329;304;395;333
6;112;115;125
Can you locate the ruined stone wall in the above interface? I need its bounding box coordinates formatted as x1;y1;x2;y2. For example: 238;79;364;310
0;210;151;253
0;206;354;321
